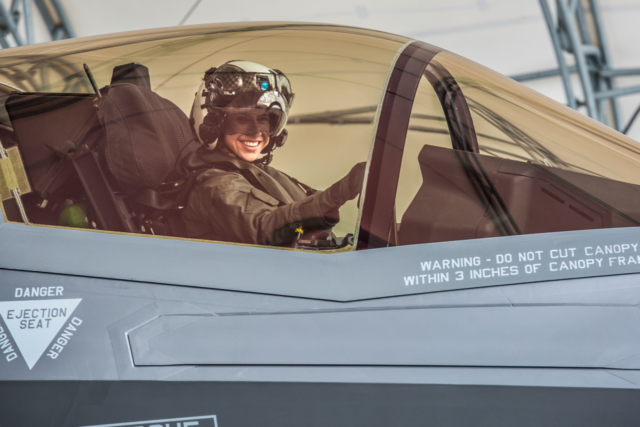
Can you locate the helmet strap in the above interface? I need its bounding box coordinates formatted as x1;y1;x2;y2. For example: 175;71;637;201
256;143;275;165
256;128;287;165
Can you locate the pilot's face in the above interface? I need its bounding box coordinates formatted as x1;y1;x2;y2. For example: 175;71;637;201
223;109;270;162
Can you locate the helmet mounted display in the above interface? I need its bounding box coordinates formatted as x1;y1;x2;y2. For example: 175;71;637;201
190;60;294;162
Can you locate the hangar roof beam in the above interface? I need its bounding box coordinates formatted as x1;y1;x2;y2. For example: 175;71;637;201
0;0;73;49
512;0;640;135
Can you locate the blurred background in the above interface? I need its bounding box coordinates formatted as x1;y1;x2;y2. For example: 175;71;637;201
2;0;639;139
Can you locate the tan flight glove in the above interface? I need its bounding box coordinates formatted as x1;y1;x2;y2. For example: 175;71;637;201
317;162;367;217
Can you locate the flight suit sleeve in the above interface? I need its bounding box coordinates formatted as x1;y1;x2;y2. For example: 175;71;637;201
186;171;335;246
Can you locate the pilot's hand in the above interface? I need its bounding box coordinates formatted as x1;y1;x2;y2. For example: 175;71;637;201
343;161;366;201
319;162;367;212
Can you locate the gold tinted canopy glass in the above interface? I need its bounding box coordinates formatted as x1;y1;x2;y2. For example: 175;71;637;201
7;22;640;251
435;51;640;186
395;50;640;247
0;23;409;249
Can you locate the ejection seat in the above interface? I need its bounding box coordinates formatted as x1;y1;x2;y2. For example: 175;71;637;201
4;63;198;236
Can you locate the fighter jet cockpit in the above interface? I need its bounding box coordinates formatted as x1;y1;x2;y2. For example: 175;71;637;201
1;23;640;253
5;24;640;425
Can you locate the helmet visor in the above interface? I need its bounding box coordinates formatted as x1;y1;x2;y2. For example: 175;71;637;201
223;108;284;136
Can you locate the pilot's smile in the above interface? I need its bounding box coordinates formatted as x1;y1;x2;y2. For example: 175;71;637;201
240;139;262;148
225;132;269;162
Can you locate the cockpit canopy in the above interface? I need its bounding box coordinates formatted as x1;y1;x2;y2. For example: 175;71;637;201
1;23;640;252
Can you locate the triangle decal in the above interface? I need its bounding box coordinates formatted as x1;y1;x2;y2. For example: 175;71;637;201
0;298;82;369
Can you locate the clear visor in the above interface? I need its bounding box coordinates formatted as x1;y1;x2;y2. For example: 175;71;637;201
223;107;285;136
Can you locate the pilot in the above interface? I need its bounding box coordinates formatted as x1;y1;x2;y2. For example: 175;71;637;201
182;60;365;247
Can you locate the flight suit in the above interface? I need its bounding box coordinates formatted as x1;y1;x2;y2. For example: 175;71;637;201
181;149;338;246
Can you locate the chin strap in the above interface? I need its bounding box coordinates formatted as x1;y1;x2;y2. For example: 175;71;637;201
256;129;288;166
256;147;275;165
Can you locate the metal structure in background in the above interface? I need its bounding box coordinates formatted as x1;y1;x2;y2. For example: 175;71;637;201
0;0;74;48
511;0;640;135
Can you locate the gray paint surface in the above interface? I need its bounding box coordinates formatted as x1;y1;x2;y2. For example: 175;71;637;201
2;210;640;392
4;217;640;301
1;267;640;391
130;306;640;368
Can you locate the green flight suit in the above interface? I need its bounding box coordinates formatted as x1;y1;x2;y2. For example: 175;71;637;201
182;150;336;246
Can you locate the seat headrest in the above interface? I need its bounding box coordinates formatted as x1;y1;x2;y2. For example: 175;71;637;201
97;82;197;195
111;63;151;90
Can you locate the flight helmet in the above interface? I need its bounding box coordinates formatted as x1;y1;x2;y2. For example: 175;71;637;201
190;60;294;163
